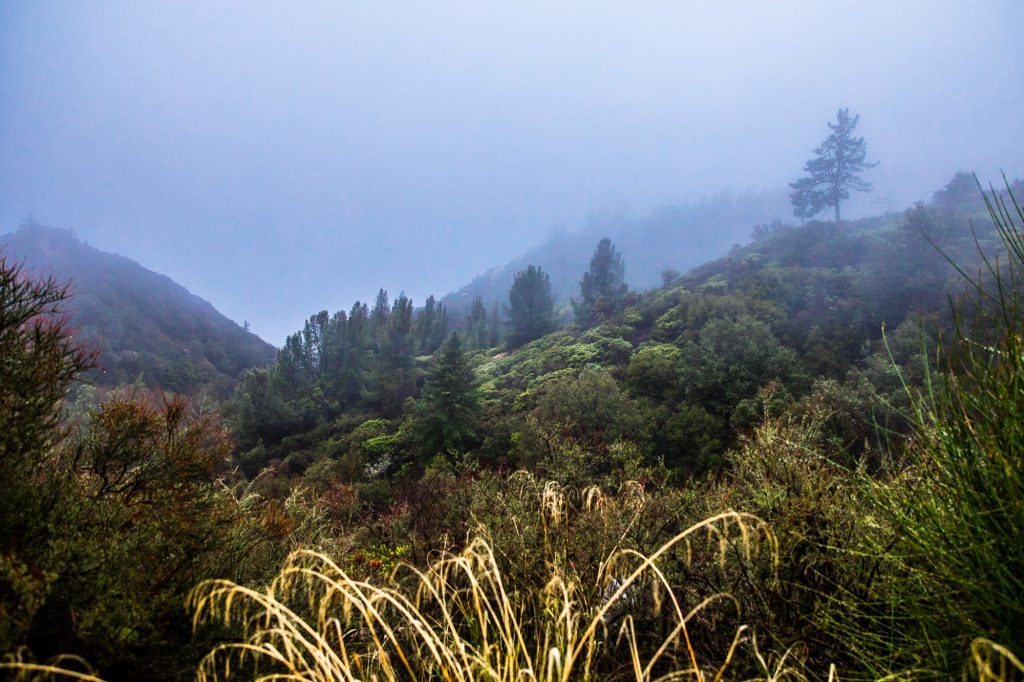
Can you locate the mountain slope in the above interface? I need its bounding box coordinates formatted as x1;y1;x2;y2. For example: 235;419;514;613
1;222;276;396
441;189;790;316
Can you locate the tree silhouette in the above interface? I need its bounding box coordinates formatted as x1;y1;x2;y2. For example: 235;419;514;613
790;108;878;223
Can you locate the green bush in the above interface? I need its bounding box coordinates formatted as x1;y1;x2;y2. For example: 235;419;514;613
843;179;1024;678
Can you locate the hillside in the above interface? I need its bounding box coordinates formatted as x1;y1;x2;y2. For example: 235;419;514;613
441;189;790;317
0;221;276;396
229;172;1000;476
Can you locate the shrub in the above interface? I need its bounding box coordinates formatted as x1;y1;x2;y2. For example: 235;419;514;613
843;178;1024;677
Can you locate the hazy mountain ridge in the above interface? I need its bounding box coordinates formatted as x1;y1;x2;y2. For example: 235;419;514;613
1;222;276;396
440;188;791;317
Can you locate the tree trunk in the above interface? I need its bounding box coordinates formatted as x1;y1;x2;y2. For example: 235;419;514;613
833;181;841;223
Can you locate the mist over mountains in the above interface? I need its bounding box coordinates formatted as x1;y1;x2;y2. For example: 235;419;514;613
442;188;791;316
3;3;1020;344
0;222;275;396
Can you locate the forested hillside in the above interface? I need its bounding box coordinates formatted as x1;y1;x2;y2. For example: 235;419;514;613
0;221;276;396
231;172;993;481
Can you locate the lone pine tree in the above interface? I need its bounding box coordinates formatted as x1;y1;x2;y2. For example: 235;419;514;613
790;108;878;223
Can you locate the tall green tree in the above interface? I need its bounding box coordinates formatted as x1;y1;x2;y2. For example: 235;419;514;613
371;294;416;414
487;301;502;348
416;332;479;457
789;108;878;223
370;288;390;334
465;295;489;349
506;265;555;347
573;237;627;327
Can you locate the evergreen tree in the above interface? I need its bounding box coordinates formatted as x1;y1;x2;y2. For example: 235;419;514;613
428;302;449;352
344;301;370;402
466;295;489;349
382;295;415;367
412;295;451;355
371;294;416;414
416;331;479;457
414;295;438;353
573;238;627;327
370;288;390;335
487;301;502;348
790;108;878;222
506;264;555;347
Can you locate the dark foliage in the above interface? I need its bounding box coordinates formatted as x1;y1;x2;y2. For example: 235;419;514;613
505;264;555;347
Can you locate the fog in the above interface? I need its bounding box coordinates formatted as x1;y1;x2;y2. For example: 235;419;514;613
1;1;1022;344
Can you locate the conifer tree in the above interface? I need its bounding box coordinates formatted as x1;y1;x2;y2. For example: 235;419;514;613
790;108;878;223
373;295;415;413
573;238;627;327
416;331;479;456
506;264;555;347
370;288;390;336
466;295;489;349
487;302;501;347
428;303;449;352
345;301;370;402
414;295;439;353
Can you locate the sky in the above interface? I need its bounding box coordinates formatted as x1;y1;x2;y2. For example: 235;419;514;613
1;1;1022;345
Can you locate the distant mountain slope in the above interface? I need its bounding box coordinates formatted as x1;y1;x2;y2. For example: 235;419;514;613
1;222;276;396
441;189;790;317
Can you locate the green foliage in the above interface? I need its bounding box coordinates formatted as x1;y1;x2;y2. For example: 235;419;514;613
703;416;868;675
678;315;809;418
506;264;555;347
0;256;291;677
415;332;480;460
842;178;1024;677
529;367;645;456
413;294;449;354
464;295;491;350
624;344;682;401
659;401;725;471
0;256;95;651
574;237;628;327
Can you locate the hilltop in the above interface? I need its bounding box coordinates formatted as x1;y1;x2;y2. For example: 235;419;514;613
441;189;790;317
1;222;276;396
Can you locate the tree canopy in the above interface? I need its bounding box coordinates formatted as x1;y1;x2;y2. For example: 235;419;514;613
790;108;878;222
415;331;479;457
506;265;555;347
573;238;627;327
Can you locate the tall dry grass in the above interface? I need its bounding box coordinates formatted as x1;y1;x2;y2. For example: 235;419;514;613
186;479;781;682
